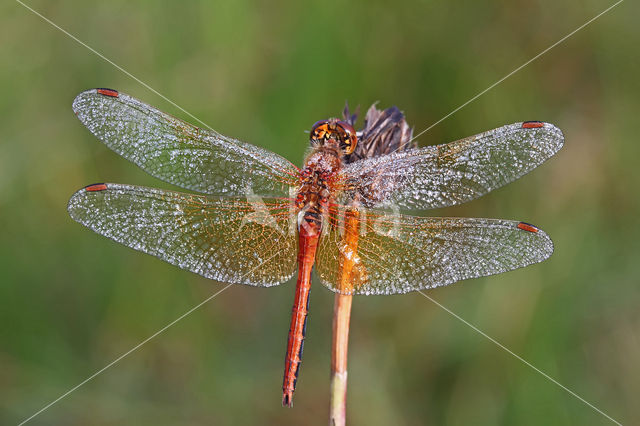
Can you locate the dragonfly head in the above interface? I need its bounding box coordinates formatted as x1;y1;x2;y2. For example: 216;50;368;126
309;118;357;156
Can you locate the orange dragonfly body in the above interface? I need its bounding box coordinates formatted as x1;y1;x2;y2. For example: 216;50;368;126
69;89;563;406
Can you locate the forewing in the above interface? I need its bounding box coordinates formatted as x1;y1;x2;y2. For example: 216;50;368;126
339;122;563;209
68;183;297;286
316;209;553;295
72;89;300;197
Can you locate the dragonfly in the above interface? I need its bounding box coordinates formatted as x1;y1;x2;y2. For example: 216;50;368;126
68;88;564;407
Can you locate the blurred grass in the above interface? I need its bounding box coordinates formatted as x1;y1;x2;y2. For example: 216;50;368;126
1;0;639;424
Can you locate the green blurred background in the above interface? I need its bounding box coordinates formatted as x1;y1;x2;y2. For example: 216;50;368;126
1;0;638;424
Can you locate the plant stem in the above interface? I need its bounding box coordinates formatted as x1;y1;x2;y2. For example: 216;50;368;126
328;102;412;423
329;293;352;426
329;208;360;425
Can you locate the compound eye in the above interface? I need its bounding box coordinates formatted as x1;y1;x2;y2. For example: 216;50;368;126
337;121;357;155
310;120;330;142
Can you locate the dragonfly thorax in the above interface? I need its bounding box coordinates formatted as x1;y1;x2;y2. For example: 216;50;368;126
296;149;341;235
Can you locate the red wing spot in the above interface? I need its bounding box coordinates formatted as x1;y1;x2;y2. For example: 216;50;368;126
96;88;119;97
517;222;539;233
522;121;544;129
85;183;108;192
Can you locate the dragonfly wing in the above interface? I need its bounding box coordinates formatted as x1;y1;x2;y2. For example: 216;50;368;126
316;209;553;295
68;183;297;286
73;89;300;197
339;122;563;209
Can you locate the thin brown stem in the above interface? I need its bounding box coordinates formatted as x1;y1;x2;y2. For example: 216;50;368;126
329;209;360;425
329;293;352;426
329;102;413;424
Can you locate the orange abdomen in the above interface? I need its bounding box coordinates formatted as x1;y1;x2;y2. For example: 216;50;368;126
282;222;320;407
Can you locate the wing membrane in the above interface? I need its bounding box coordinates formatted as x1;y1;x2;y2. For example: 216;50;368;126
339;122;563;209
316;209;553;295
72;89;300;197
68;183;297;286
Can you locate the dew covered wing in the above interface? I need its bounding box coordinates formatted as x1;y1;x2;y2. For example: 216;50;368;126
72;89;300;197
339;122;564;209
316;213;553;295
68;183;297;285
